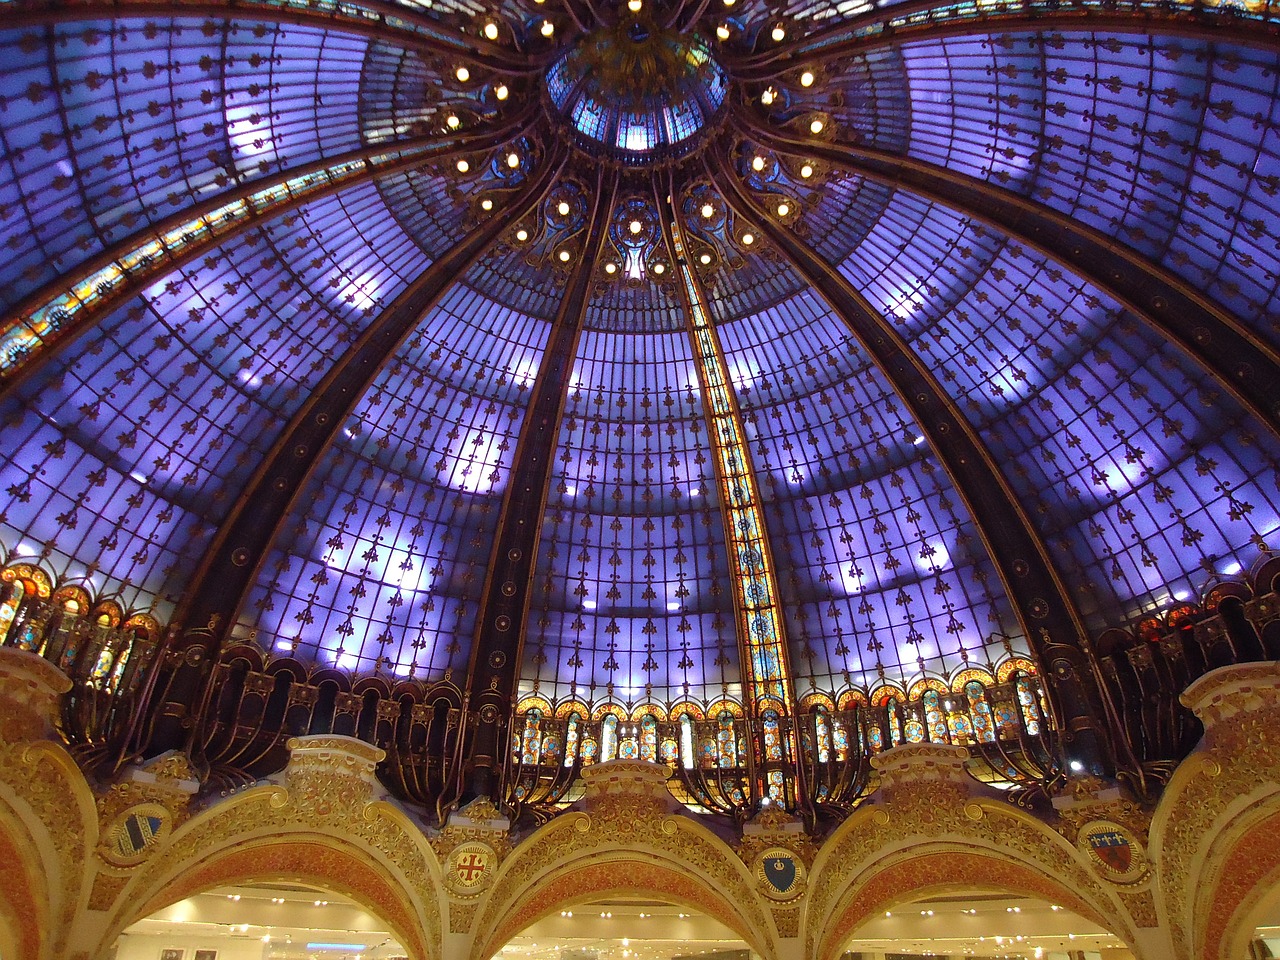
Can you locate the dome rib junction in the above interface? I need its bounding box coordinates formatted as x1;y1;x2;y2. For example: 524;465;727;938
0;0;1277;819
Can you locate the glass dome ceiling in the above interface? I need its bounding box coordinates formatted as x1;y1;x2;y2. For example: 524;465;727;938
546;23;728;161
0;0;1278;719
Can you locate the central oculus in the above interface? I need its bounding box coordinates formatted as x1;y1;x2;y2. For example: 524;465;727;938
545;22;727;163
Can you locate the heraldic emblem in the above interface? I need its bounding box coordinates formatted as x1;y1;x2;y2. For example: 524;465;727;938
755;847;805;900
446;840;497;895
1078;819;1147;884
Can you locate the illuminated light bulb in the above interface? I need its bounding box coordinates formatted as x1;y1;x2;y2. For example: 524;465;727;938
559;249;571;261
810;118;825;134
741;232;755;245
771;23;785;41
628;0;642;10
481;198;493;211
800;163;813;178
484;22;498;39
629;219;643;234
800;70;814;87
515;228;528;242
495;83;509;100
761;87;775;106
716;24;729;39
456;66;470;82
701;203;714;218
699;253;711;264
446;115;460;129
541;19;554;35
456;159;470;173
752;155;765;171
653;262;665;274
776;202;789;216
605;262;617;274
557;201;570;216
507;151;520;168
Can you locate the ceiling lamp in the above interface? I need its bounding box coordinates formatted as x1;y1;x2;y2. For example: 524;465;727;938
446;115;460;129
604;262;617;274
653;262;666;274
495;84;509;100
456;159;470;172
771;24;785;41
558;249;571;262
761;87;775;106
481;198;493;211
800;163;813;178
541;19;555;36
557;201;571;216
629;220;643;234
483;22;498;40
628;0;642;10
701;203;714;218
752;155;766;171
810;118;825;134
776;202;790;216
507;152;520;168
716;24;730;40
456;66;470;82
515;228;528;242
741;232;755;245
699;253;711;264
800;70;815;87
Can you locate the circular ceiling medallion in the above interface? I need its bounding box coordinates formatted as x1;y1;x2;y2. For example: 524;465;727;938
445;840;498;896
546;20;726;163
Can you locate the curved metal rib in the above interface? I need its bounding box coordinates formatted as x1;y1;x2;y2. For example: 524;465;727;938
144;138;569;754
739;115;1280;436
706;146;1120;778
0;100;541;401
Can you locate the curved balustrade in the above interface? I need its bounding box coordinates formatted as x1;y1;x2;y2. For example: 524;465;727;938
0;587;162;762
502;671;1055;825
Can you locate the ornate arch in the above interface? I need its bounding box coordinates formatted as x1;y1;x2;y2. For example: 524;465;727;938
815;845;1121;960
123;836;431;960
473;853;770;960
1200;808;1280;960
0;803;49;960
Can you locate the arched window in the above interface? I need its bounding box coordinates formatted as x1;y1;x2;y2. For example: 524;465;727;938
761;709;783;761
887;698;903;747
563;713;581;767
1016;675;1042;736
923;690;948;743
965;681;997;743
814;707;832;763
520;710;542;765
715;712;737;767
601;714;618;761
639;714;658;762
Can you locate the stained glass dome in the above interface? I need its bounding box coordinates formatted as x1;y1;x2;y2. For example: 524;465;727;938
546;22;728;161
0;0;1278;737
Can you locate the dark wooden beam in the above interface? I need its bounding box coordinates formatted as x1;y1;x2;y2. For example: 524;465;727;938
707;147;1119;776
461;166;619;802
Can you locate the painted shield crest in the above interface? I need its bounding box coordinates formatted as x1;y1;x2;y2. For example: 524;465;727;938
1087;830;1132;872
1078;819;1147;884
764;855;797;894
756;847;805;900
